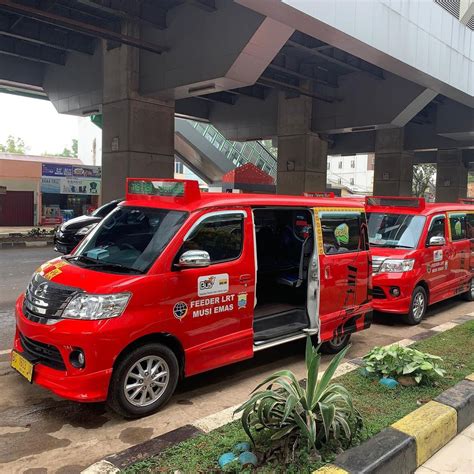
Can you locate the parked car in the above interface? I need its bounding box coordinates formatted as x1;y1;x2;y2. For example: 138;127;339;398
12;179;372;418
53;199;122;254
367;196;474;325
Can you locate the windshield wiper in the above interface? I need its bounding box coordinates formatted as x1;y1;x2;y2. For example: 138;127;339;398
64;255;142;274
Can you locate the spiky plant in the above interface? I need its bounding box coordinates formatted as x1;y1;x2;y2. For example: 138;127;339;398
235;337;362;454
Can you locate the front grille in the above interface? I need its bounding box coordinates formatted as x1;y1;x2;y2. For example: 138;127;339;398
372;286;386;299
20;333;66;370
23;273;81;324
372;256;385;274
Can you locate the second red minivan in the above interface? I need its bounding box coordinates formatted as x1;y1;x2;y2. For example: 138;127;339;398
367;197;473;324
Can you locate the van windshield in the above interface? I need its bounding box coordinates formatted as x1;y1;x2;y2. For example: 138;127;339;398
70;206;188;273
367;213;426;249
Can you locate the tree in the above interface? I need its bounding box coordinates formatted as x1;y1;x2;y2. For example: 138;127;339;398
43;139;78;158
71;139;78;158
0;135;26;154
413;163;436;198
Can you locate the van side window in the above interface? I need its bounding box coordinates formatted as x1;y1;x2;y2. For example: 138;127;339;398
179;213;244;263
426;215;445;244
467;214;474;240
449;213;467;241
320;212;361;254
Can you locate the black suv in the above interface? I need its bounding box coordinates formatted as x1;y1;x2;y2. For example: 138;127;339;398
54;199;122;254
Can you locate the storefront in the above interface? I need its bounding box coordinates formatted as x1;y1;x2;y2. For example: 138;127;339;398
40;163;101;225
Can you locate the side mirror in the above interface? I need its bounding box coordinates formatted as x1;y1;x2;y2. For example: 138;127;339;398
176;250;211;268
428;236;446;247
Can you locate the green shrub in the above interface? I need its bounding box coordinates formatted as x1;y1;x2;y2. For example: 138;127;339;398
363;345;445;384
235;337;362;457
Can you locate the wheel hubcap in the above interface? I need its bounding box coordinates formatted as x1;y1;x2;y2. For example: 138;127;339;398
470;279;474;297
124;356;170;407
412;293;425;320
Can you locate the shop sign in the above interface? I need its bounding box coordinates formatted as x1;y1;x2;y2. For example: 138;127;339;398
60;178;100;195
42;163;101;178
41;163;101;195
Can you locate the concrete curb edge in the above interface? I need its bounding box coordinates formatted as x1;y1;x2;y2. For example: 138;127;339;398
0;240;54;249
81;314;474;473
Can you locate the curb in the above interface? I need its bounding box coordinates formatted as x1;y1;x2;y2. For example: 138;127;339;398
81;314;474;473
317;374;474;474
0;240;54;249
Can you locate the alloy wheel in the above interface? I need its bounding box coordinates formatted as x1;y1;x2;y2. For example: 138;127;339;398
123;356;170;407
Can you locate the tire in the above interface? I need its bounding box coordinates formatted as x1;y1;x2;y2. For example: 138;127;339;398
320;334;351;354
107;343;179;419
463;277;474;301
403;286;427;325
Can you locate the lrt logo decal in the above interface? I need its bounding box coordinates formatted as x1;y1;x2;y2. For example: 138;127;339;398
173;301;188;320
199;276;216;291
198;273;229;297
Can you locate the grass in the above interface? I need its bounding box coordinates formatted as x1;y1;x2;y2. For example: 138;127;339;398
123;321;474;474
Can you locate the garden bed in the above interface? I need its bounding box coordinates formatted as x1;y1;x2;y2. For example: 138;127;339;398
123;321;474;474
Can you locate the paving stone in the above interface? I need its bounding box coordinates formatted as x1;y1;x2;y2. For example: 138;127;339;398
421;427;473;474
333;427;416;474
435;380;474;432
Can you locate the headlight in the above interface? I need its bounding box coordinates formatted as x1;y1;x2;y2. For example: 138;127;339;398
75;224;97;236
62;293;131;320
378;259;415;273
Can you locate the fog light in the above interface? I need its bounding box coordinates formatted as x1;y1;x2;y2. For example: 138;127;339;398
70;349;85;368
390;287;401;297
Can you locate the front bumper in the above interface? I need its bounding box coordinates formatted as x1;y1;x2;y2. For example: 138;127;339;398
13;297;114;402
372;272;415;314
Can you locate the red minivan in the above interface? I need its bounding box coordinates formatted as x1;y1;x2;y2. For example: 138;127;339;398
11;179;372;417
367;197;474;324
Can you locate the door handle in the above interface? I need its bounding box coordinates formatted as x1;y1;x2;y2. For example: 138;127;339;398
239;274;252;284
324;266;331;279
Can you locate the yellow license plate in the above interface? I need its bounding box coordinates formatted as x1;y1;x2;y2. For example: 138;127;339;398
11;351;34;383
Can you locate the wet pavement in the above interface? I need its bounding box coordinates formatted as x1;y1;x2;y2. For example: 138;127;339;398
0;246;472;473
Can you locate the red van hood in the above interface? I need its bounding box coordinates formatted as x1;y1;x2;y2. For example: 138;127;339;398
370;247;417;259
34;256;142;293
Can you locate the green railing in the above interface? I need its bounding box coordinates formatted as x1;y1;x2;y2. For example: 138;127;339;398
188;120;277;177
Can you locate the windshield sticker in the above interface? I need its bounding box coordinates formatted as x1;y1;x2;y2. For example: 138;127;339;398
433;250;443;262
173;301;188;320
198;273;229;297
334;223;349;245
454;220;462;236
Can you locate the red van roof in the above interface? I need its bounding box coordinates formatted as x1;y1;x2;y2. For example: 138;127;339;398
366;195;474;215
123;178;365;212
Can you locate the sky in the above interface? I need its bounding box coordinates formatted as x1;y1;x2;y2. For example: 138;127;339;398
0;92;81;155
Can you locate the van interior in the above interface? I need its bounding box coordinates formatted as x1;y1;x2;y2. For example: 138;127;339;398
252;208;314;344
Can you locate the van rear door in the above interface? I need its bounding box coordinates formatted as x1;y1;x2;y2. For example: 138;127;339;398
314;207;371;341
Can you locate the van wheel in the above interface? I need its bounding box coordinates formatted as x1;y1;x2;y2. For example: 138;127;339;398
107;343;179;419
403;286;427;325
463;278;474;301
320;334;351;354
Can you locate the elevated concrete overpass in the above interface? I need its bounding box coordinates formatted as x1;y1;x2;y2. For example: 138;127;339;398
0;0;472;201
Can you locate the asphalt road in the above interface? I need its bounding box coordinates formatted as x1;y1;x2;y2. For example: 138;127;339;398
0;246;472;473
0;247;57;352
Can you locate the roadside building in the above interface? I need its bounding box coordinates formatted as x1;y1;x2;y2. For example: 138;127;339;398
0;153;100;226
327;154;375;196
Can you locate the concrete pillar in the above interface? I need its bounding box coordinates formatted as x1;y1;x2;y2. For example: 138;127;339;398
374;128;413;196
276;90;327;195
435;149;468;202
101;20;175;202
